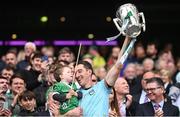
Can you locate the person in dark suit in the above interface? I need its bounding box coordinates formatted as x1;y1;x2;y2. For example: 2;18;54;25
133;71;155;104
136;77;179;116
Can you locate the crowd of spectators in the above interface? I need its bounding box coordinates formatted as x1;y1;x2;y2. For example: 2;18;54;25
0;38;180;116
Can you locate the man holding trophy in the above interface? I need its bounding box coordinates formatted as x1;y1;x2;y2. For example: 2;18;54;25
107;3;146;117
107;3;145;64
72;3;146;117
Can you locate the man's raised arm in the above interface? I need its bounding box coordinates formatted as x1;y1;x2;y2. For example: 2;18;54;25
105;36;131;87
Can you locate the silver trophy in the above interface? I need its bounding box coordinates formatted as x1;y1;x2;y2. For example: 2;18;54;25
107;3;145;42
107;3;146;64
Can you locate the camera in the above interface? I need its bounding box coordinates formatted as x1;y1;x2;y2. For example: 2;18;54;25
41;55;49;62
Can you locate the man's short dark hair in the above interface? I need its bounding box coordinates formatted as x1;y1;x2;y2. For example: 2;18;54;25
78;61;94;74
58;47;72;55
2;66;14;71
31;52;42;60
147;41;158;50
10;73;25;85
6;51;17;57
146;77;164;87
0;75;8;80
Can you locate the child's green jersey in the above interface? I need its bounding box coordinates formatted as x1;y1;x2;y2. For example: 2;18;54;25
47;82;79;115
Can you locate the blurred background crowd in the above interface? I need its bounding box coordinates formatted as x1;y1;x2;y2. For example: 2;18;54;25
0;0;180;116
0;40;179;116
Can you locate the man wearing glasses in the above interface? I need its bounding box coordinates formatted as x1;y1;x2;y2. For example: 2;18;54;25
136;77;179;116
133;71;155;104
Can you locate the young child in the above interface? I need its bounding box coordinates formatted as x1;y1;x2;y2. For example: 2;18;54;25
50;65;82;115
18;90;39;116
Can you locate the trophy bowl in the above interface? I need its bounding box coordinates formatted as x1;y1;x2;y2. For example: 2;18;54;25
113;3;145;38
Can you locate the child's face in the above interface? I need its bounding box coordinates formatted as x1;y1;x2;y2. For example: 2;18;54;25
20;98;36;111
61;67;73;83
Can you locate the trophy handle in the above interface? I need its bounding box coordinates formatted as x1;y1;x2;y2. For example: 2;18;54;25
120;38;137;64
113;18;125;35
139;12;146;32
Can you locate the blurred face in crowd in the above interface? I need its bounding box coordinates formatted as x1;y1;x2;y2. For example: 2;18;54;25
114;78;129;95
5;53;17;68
44;48;54;57
158;60;168;70
20;98;36;111
146;82;164;103
0;78;9;94
160;69;171;83
11;78;26;95
60;66;73;83
136;64;144;76
58;52;71;63
143;58;154;72
124;64;136;80
167;62;176;75
112;47;120;59
31;57;42;71
96;67;107;80
89;48;98;56
25;46;35;57
141;71;155;90
135;46;145;58
1;69;14;80
146;44;157;56
75;64;92;88
159;52;169;62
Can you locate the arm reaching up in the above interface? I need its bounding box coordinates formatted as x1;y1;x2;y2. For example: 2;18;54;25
105;36;131;87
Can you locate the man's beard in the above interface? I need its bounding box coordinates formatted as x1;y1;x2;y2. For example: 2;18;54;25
7;64;16;69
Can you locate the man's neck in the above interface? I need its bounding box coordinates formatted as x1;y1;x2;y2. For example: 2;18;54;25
83;80;93;89
152;96;164;103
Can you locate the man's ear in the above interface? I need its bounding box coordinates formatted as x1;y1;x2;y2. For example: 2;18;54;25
88;69;92;75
